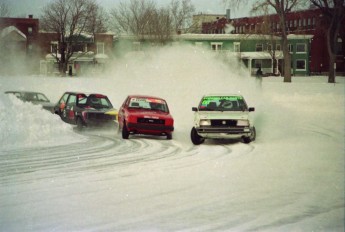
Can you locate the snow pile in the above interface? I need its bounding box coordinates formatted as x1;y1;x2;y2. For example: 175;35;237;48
0;93;85;149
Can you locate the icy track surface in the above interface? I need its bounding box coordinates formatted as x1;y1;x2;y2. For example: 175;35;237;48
0;46;344;231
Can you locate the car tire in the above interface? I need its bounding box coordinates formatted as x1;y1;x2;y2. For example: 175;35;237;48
191;127;204;145
167;133;172;140
122;121;129;139
76;117;85;131
243;126;256;144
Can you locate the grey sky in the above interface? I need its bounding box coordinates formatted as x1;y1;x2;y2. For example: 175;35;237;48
4;0;252;19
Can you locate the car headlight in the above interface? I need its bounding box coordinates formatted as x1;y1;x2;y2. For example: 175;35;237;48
199;119;211;126
237;120;249;126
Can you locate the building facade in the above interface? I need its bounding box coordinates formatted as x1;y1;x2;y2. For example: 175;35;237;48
0;15;114;76
202;8;345;75
0;15;40;75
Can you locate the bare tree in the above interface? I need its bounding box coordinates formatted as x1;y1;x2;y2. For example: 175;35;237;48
110;0;195;43
310;0;345;83
110;0;156;39
169;0;195;33
148;7;173;44
40;0;106;75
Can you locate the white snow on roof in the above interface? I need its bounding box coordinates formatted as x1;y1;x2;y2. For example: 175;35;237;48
0;26;27;40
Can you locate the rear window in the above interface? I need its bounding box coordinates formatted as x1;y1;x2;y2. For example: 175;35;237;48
78;94;112;109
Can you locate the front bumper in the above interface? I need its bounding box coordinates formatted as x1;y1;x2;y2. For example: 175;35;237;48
127;123;174;134
195;126;251;139
85;119;118;128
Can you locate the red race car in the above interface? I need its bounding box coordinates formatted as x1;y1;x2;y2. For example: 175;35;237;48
118;95;174;140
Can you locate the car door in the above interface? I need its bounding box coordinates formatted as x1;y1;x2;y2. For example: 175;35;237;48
64;94;77;124
55;93;69;116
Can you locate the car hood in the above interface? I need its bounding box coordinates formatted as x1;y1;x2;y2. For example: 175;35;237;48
129;109;172;119
197;111;249;120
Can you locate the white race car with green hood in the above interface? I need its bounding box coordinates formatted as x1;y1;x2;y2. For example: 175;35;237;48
191;94;256;145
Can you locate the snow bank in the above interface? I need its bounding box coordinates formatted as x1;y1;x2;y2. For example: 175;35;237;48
0;93;85;150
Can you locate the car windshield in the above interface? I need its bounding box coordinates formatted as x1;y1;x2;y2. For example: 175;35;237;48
128;97;169;113
78;94;112;109
198;96;248;111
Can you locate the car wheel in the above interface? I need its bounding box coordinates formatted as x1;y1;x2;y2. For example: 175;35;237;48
122;121;129;139
191;127;204;145
76;117;85;131
243;126;256;144
166;133;172;140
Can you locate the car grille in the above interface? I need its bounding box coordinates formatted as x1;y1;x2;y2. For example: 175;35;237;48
211;119;237;127
87;112;115;120
137;118;165;124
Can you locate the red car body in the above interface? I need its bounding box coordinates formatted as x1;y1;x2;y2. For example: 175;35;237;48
118;95;174;139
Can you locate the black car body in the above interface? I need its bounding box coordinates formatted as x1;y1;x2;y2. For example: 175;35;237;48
54;92;118;130
5;91;55;112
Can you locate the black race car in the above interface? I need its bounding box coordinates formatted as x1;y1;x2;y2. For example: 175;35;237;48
54;92;118;130
5;91;55;112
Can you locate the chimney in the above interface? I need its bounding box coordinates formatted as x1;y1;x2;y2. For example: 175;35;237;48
28;15;33;19
226;9;231;20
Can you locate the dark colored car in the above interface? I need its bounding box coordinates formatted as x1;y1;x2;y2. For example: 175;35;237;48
118;95;174;140
54;92;118;130
5;91;55;112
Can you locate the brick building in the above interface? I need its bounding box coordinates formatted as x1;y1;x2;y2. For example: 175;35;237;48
202;8;345;75
0;15;114;76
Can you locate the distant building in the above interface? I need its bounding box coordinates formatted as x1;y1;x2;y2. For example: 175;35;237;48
0;15;114;76
191;13;226;33
0;15;40;75
200;8;345;75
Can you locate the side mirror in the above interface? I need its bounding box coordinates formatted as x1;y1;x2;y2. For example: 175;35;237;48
249;107;255;112
192;107;198;112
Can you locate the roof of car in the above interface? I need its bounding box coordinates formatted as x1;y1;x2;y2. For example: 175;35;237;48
203;94;244;97
128;95;166;101
64;91;107;97
5;91;45;94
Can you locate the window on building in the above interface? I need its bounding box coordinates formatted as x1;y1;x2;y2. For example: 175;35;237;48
51;41;58;53
234;42;240;52
294;19;297;27
97;42;104;54
255;60;262;68
267;44;272;51
296;60;306;70
211;42;223;51
256;43;263;51
336;38;343;55
28;27;33;34
296;43;306;53
72;43;85;53
307;18;311;26
303;18;306;27
288;44;294;53
289;20;293;27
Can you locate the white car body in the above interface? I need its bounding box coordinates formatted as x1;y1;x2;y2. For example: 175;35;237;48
191;94;256;144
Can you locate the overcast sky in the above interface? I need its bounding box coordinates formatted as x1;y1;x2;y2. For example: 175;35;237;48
4;0;252;19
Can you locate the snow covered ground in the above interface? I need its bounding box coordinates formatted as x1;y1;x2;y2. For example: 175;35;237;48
0;46;344;231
